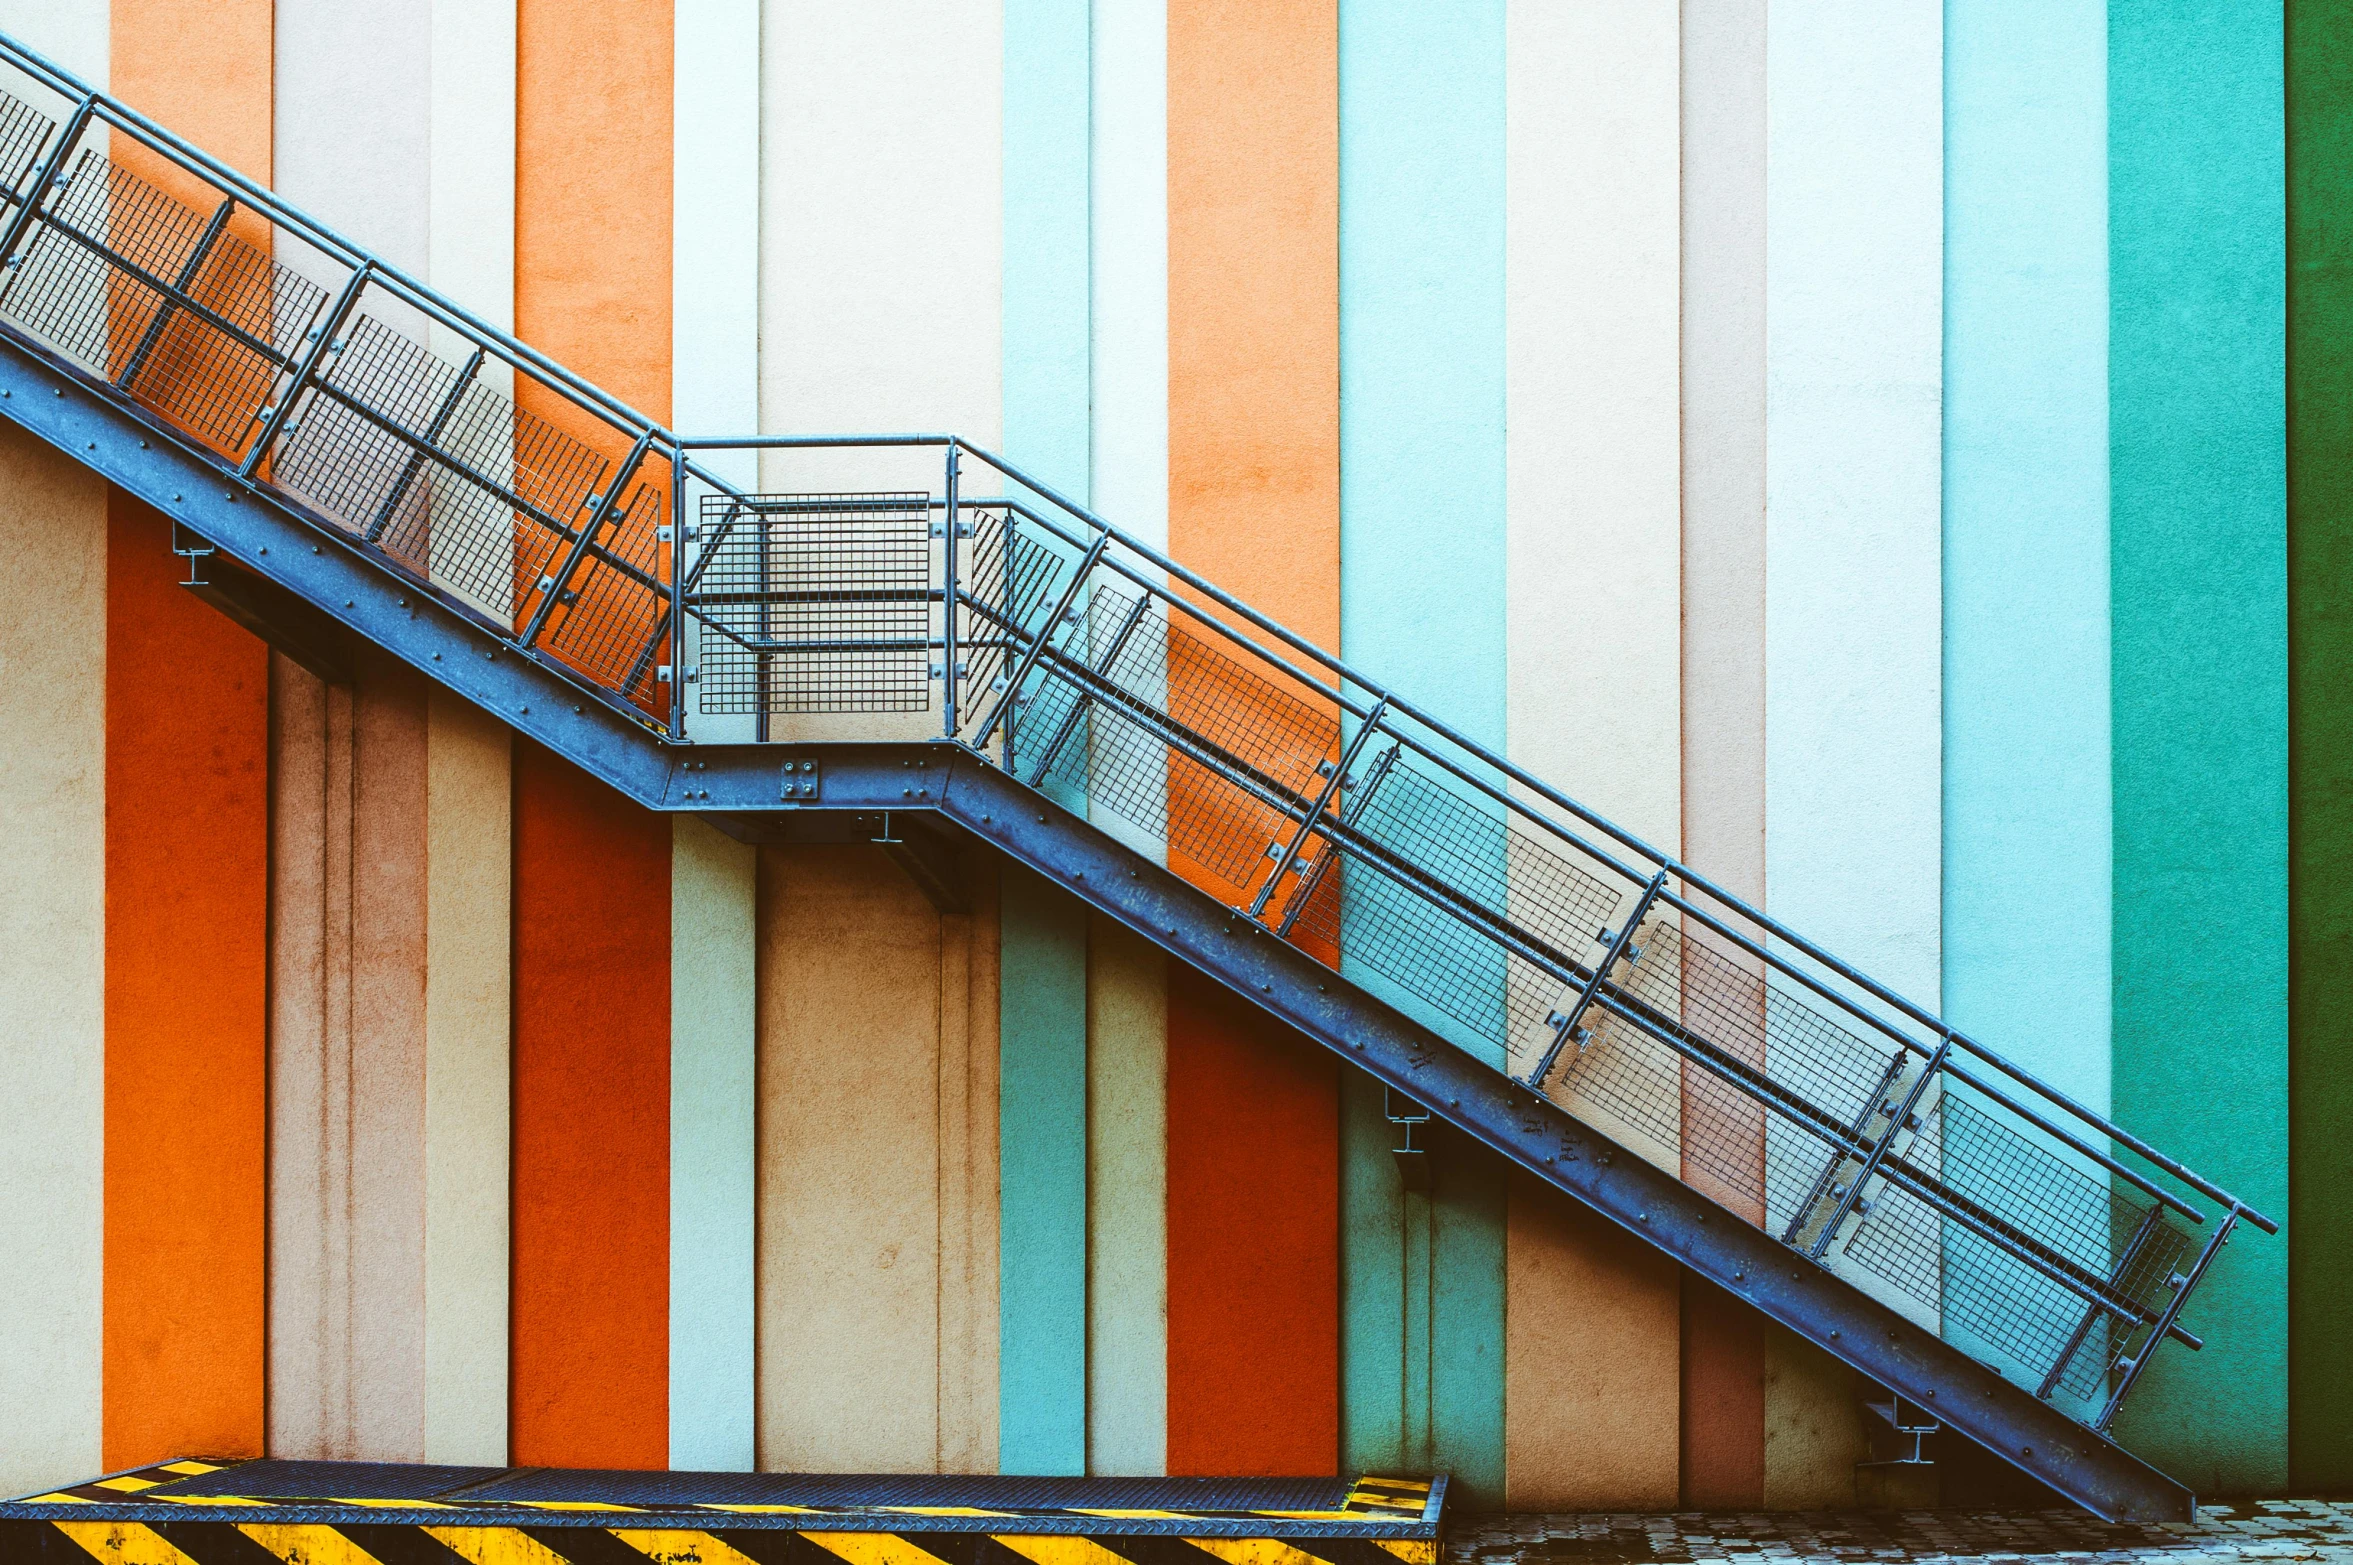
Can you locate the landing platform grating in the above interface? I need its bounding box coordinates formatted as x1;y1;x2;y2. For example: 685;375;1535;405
2;1458;1445;1565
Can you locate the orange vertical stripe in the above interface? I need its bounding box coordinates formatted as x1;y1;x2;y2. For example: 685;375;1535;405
510;0;676;1467
102;0;274;1471
103;496;270;1468
1163;0;1343;1474
509;742;671;1468
1165;972;1341;1475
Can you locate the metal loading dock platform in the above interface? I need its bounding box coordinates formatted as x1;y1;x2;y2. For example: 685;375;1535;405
0;1460;1446;1565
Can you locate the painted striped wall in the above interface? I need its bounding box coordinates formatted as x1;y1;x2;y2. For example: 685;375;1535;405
0;0;2337;1505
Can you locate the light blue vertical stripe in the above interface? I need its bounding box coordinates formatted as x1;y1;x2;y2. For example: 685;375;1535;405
669;818;758;1469
669;0;762;1470
1942;6;2111;1109
1942;0;2112;1415
1336;0;1507;1510
999;5;1092;1471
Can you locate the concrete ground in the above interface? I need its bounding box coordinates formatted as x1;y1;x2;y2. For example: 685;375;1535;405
1447;1502;2353;1563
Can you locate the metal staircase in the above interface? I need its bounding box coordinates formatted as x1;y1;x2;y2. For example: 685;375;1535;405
0;33;2274;1523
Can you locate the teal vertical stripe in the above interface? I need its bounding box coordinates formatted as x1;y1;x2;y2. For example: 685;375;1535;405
2110;0;2289;1491
999;0;1092;1478
1336;0;1506;1509
999;868;1090;1474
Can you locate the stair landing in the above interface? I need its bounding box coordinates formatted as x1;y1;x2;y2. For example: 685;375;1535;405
2;1458;1445;1565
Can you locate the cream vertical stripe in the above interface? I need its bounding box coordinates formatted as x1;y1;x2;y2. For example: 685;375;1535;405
0;417;108;1497
1502;0;1683;1511
1087;915;1168;1474
421;0;518;1468
272;0;434;1462
0;6;104;1498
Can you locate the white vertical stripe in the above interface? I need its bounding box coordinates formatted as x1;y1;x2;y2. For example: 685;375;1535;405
0;5;103;1500
670;816;759;1470
1763;0;1943;1004
1089;0;1166;559
673;0;763;1464
428;0;515;338
676;0;761;748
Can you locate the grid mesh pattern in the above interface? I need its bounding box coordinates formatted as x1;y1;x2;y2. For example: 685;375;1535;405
542;478;668;705
0;91;54;210
1891;1094;2199;1401
272;315;610;626
953;506;1066;734
1281;757;1621;1051
1023;585;1338;901
1;150;323;454
693;493;932;714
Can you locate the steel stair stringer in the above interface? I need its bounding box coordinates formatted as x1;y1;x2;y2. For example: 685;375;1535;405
0;239;2194;1526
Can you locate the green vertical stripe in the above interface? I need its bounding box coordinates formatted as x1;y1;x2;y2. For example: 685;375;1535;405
2110;0;2289;1492
2287;0;2353;1492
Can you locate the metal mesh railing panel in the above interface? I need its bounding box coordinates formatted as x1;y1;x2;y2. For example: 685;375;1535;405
0;89;52;209
1;151;323;455
542;479;667;704
953;506;1065;731
1022;585;1338;899
271;315;608;625
1277;756;1621;1053
692;493;932;714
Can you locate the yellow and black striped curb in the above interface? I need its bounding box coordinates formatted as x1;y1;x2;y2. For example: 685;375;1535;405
2;1465;1442;1565
2;1519;1440;1565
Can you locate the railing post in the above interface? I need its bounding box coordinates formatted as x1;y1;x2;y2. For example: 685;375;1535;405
517;427;653;650
670;441;688;740
967;529;1109;760
1523;868;1670;1090
1804;1033;1953;1261
1025;591;1152;789
941;443;962;740
239;261;371;479
2038;1202;2165;1402
1274;738;1400;941
115;195;234;393
0;95;92;279
2095;1206;2238;1431
1779;1048;1911;1248
364;344;484;544
1249;696;1390;921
